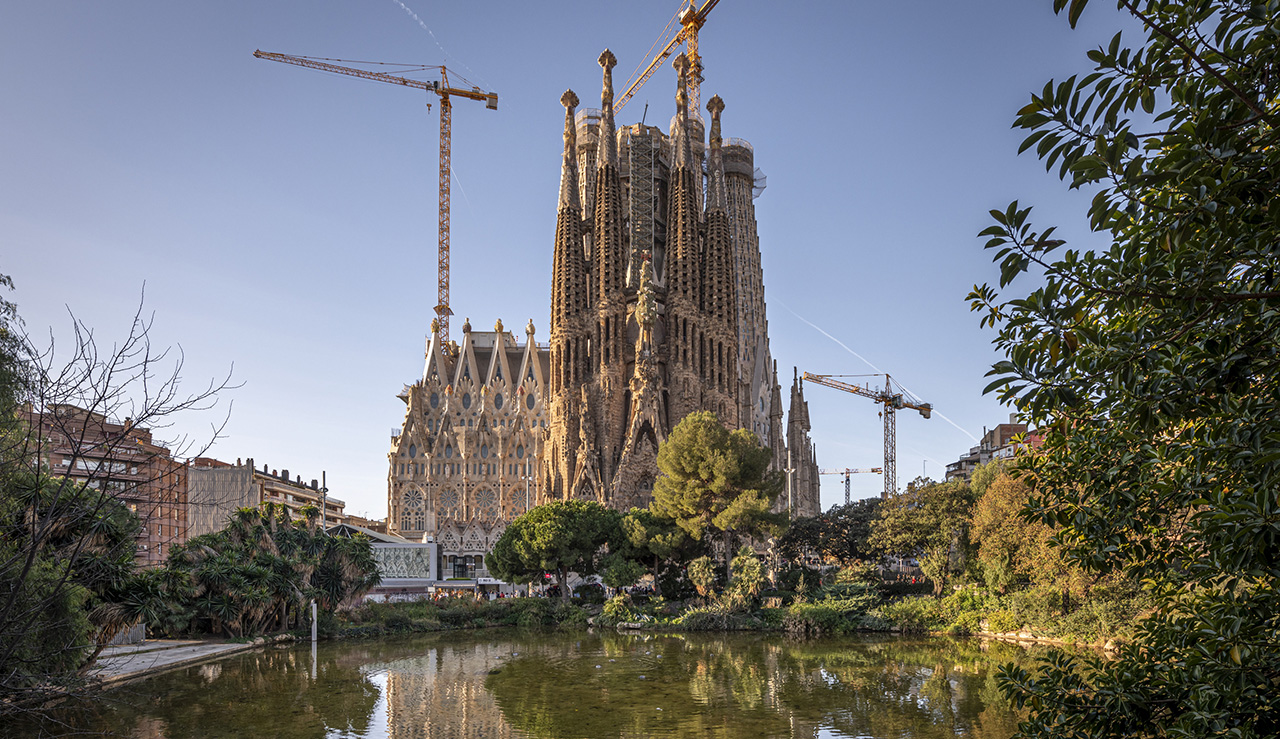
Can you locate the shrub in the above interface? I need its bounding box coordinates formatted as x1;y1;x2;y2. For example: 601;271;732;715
874;596;942;633
985;609;1020;633
674;602;753;631
551;601;590;629
601;594;638;624
948;609;983;635
383;610;413;630
783;586;880;638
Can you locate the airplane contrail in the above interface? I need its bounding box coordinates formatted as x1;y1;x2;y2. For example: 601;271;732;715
781;300;981;443
780;301;882;374
387;0;493;93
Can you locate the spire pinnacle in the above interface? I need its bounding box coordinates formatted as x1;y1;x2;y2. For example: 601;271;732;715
673;53;692;171
706;94;726;211
558;89;580;211
597;50;618;168
673;53;690;125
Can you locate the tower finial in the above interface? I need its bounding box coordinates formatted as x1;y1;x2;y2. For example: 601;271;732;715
672;54;692;170
707;95;724;146
597;50;618;168
673;53;690;125
558;89;580;211
706;95;726;211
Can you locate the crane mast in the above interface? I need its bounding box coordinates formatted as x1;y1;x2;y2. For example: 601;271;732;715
804;373;933;498
253;50;498;343
616;0;720;114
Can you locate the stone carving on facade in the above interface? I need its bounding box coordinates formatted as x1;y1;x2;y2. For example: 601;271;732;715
386;49;823;577
541;49;820;516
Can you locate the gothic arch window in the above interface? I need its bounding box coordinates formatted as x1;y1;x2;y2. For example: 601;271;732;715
403;488;426;531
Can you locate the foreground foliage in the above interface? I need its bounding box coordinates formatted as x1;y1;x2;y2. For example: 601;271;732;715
153;503;380;638
486;500;621;600
972;1;1280;735
651;411;785;578
0;472;145;696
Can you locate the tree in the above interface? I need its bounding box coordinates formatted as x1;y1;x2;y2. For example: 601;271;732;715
157;502;380;638
651;411;785;578
0;278;233;710
616;507;703;598
485;500;620;600
971;2;1280;735
687;556;717;600
869;478;976;596
0;472;144;688
970;470;1087;597
777;498;882;567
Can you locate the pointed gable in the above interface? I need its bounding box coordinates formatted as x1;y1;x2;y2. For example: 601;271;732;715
422;324;454;387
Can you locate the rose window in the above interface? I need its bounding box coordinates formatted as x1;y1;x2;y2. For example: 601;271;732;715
475;489;498;519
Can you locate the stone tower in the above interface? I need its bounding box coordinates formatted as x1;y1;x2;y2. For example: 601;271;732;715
545;51;820;515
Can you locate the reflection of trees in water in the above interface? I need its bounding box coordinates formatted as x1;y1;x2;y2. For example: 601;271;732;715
14;645;380;739
488;632;1028;739
15;632;1034;739
769;637;1028;739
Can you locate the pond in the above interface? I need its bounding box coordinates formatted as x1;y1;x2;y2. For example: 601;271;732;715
9;630;1038;738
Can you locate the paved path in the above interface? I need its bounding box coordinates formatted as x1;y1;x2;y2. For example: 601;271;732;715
89;638;292;687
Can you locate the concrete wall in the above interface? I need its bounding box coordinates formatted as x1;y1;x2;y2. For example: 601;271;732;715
187;465;254;537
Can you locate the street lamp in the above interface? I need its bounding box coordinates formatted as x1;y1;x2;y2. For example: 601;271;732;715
785;446;795;517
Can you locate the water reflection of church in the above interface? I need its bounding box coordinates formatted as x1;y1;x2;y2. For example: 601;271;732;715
377;643;519;739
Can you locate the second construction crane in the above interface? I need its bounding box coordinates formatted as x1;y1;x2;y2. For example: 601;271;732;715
819;467;883;505
804;373;932;498
254;51;498;342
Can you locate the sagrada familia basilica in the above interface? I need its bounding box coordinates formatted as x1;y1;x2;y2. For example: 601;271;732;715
386;51;819;577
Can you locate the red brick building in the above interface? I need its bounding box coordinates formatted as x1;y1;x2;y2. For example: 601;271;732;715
23;404;187;567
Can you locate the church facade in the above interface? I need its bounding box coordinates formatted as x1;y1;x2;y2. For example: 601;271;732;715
385;51;819;572
543;50;818;512
386;320;550;578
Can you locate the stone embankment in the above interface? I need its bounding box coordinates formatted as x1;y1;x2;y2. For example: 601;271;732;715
978;629;1122;651
89;634;297;687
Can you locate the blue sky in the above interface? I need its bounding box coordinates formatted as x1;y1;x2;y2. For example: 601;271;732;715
1;1;1127;517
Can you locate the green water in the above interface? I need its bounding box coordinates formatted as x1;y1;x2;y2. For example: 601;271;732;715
9;631;1037;738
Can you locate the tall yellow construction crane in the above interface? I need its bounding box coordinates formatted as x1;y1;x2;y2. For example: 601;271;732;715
616;0;721;115
253;50;498;342
819;467;883;505
803;373;933;499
